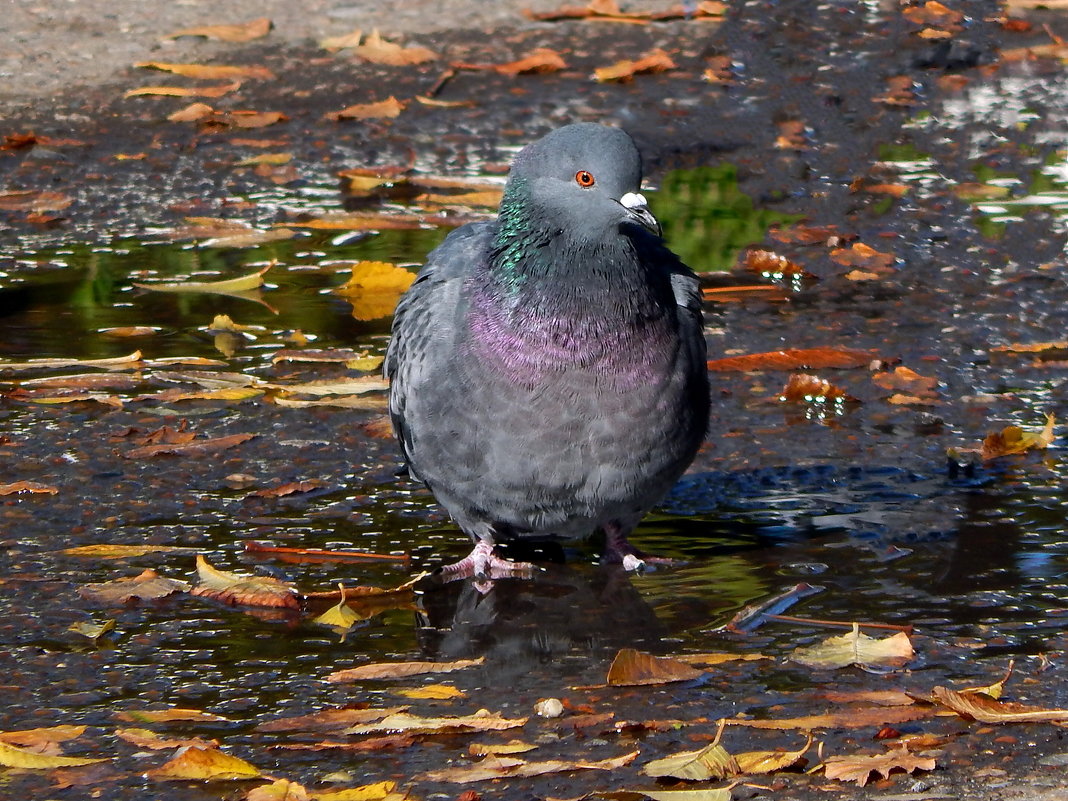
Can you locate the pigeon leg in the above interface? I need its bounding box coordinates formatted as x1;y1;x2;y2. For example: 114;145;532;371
602;522;680;571
438;540;537;582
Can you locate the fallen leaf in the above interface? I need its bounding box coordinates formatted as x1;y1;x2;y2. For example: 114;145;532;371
594;48;676;81
872;366;939;398
735;734;813;774
334;261;416;320
327;657;484;682
415;189;503;208
468;740;537;757
344;709;527;736
124;82;241;99
0;741;106;769
249;480;327;498
256;708;409;734
902;1;964;27
67;619;116;640
244;778;312;801
80;569;192;604
0;481;58;496
0;190;73;212
606;648;704;686
395;684;466;700
991;340;1068;354
354;30;436;66
415;749;637;783
212;110;289;129
0;726;87;747
627;789;732;801
114;728;219;750
146;745;261;781
742;249;813;278
266;377;388;397
790;623;914;670
724;706;936;730
191;554;300;609
873;75;916;106
135;61;275;80
168;102;215;122
642;742;739;780
454;47;567;75
326;97;406;121
707;348;875;372
277;734;418;753
701;285;789;302
970;413;1056;461
774;119;809;149
165;18;272;42
930;686;1068;723
961;660;1015;700
829;241;896;271
674;653;770;666
133;265;271;293
819;690;916;706
779;373;858;404
770;224;849;244
823;748;935;786
321;29;364;52
123;433;256;460
115;707;229;724
60;544;198;559
236;152;292;166
98;326;162;337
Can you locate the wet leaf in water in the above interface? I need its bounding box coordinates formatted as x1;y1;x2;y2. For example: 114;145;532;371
701;285;788;302
626;789;732;801
344;709;527;736
394;684;466;700
124;82;242;99
123;432;256;459
606;648;704;686
320;29;364;52
114;707;229;724
960;660;1015;700
0;190;74;212
774;119;809;149
929;686;1068;724
594;48;676;82
248;480;328;498
734;734;813;774
829;241;896;271
742;249;814;278
641;742;739;780
790;624;914;670
165;17;272;42
267;376;388;397
873;75;916;106
335;261;416;320
271;395;388;410
168;102;215;122
415;749;637;783
80;568;192;604
0;481;58;495
236;152;292;166
98;326;162;338
901;1;964;27
191;554;300;609
952;413;1056;461
724;706;936;731
770;224;850;245
326;97;407;121
354;30;436;65
873;365;939;401
707;347;875;372
134;265;272;293
0;726;87;747
468;740;537;756
818;689;916;707
779;373;858;404
0;741;107;769
327;656;484;682
453;47;568;76
674;653;770;666
271;348;384;371
990;340;1068;354
60;544;198;559
255;708;409;734
416;189;504;208
114;728;219;750
135;61;275;80
823;748;935;786
67;619;116;641
146;745;262;781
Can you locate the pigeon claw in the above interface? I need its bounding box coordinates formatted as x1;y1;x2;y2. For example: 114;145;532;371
438;540;538;583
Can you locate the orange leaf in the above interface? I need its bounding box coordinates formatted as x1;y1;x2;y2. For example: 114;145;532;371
724;705;936;731
326;97;406;121
146;745;261;781
594;48;675;82
326;657;484;682
115;707;229;724
872;366;938;397
901;1;963;27
930;686;1068;724
779;373;858;404
454;47;567;76
126;82;243;99
165;17;272;43
0;481;58;496
707;347;875;372
0;190;73;212
135;62;274;80
122;432;255;459
168;102;215;122
190;554;300;609
829;241;896;271
742;249;814;278
606;648;704;686
354;29;436;66
824;749;935;786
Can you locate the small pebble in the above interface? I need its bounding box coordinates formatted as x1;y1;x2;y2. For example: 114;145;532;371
534;698;564;718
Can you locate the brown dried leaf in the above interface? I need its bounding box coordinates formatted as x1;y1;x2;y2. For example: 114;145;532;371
146;745;261;781
735;735;813;774
724;705;936;731
344;709;527;737
701;285;789;303
321;29;364;52
326;97;406;121
642;743;739;780
829;241;896;271
191;554;300;609
354;30;436;65
416;749;637;783
248;480;327;498
770;224;849;245
115;707;229;724
0;481;58;496
819;689;916;707
114;728;218;750
966;413;1056;461
0;190;73;212
80;568;192;604
215;110;288;129
256;707;409;734
823;749;935;787
124;82;241;99
454;47;567;76
606;648;704;686
790;623;914;670
136;62;274;80
930;686;1068;723
707;347;875;372
873;74;917;106
991;340;1068;354
594;48;675;81
165;17;272;43
779;373;858;404
123;432;255;460
872;366;939;397
327;657;484;682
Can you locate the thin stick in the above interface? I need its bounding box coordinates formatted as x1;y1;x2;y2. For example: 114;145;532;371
764;614;913;633
244;541;410;564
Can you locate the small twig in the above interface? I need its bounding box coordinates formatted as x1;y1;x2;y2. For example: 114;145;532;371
244;541;410;564
718;582;824;633
764;613;913;633
424;67;456;98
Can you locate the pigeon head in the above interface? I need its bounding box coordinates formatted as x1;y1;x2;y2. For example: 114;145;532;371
498;123;660;242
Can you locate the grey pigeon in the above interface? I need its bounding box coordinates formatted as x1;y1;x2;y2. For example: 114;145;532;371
384;123;709;578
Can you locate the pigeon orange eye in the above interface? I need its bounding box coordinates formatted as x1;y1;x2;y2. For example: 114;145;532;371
575;170;595;188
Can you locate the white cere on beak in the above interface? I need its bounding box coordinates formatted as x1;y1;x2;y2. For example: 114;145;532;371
619;192;649;210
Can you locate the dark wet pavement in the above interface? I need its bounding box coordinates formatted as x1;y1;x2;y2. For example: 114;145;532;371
2;2;1068;799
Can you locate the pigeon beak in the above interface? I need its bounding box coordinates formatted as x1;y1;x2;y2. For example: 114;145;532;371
619;192;662;237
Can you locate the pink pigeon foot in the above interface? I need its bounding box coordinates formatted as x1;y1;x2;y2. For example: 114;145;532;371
438;540;538;582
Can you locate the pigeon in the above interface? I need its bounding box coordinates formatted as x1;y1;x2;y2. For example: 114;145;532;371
384;123;709;579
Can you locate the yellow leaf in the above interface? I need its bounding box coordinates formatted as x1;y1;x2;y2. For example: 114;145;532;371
0;725;87;747
165;18;272;42
468;740;537;757
641;742;739;780
327;657;484;682
135;62;274;80
236;152;293;166
191;554;300;609
134;265;272;294
313;780;398;800
0;740;107;769
320;29;363;52
125;82;241;98
734;734;813;774
594;48;675;82
246;778;311;800
395;684;466;700
334;261;416;320
115;707;229;724
60;544;198;559
146;745;261;781
790;623;914;669
68;619;116;640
